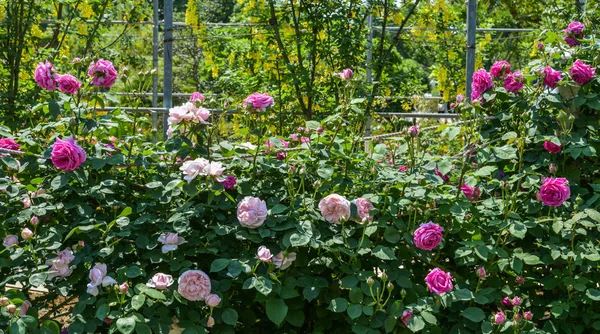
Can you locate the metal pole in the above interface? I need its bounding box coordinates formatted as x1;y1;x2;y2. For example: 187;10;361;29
163;0;173;140
152;0;159;143
365;14;373;152
465;0;477;102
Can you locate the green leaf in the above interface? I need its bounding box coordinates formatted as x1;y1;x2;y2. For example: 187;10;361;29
474;166;497;177
29;273;47;287
384;316;397;333
407;315;425;332
289;233;310;247
305;120;321;130
522;254;542;265
303;286;319;301
131;294;146;310
126;266;143;278
347;304;362;319
41;320;61;334
254;276;273;296
586;288;600;301
96;303;110;320
143;289;166;300
421;311;437;325
372;246;396;260
210;259;230;272
462;307;485;322
384;227;401;243
328;298;348;313
222;308;238;326
437;159;452;175
116;317;136;334
453;288;474;301
266;298;288;326
317;165;334;180
135;323;152;334
493;146;517;160
349;287;363;303
270;204;288;214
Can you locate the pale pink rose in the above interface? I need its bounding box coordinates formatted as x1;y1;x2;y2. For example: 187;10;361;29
476;267;486;279
146;273;174;290
178;270;212;301
23;196;31;208
244;93;274;111
490;60;511;78
504;71;524;93
21;228;33;240
537;177;570;207
57;73;82;95
204;161;225;177
168;105;191;125
0;138;20;151
88;59;118;88
34;60;57;91
424;268;453;295
318;194;351;224
569;59;596;85
456;94;464;103
353;198;374;223
180;158;209;182
541;67;562;88
237;196;268;228
290;133;299;141
192;106;211;124
51;137;86;171
190;92;205;103
72;57;82;64
207;316;215;328
87;264;117;296
338;68;353;80
471;69;493;101
3;235;18;248
512;296;522;306
272;251;296;270
257;246;273;262
119;283;129;293
205;294;221;307
46;248;75;279
158;232;187;253
20;300;32;317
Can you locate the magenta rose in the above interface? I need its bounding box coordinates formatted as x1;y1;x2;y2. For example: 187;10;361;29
34;60;57;91
401;309;413;326
0;138;20;151
88;59;118;88
425;268;453;295
218;175;237;191
461;184;481;202
494;311;506;325
190;92;205;103
504;71;524;93
407;125;419;137
57;74;82;95
51;137;86;171
569;59;596;85
537;177;570;207
338;68;353;80
413;222;444;251
471;69;493;101
490;60;511;78
434;168;449;182
178;269;212;301
318;194;351;224
541;67;562;88
243;93;274;111
237;196;268;228
543;140;561;153
563;21;584;47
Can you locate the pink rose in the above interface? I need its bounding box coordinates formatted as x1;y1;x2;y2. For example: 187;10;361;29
461;184;481;201
399;165;408;172
536;42;545;50
34;60;57;91
272;251;296;270
353;198;374;223
338;68;353;80
46;248;75;279
178;270;212;301
549;163;558;173
543;141;561;153
190;92;205;103
257;246;273;262
504;71;524;93
494;311;506;325
300;137;310;143
0;138;20;151
147;273;174;290
413;221;444;251
456;94;464;103
20;300;32;317
158;232;187;254
237;196;268;228
87;264;117;296
490;60;511;78
501;296;513;309
88;59;118;88
180;158;225;181
21;228;33;240
318;194;351;224
205;294;221;307
471;69;493;101
30;216;39;226
435;168;449;182
57;73;82;95
3;235;18;248
523;311;533;321
425;268;453;295
244;93;274;111
119;283;129;294
51;137;86;171
565;21;585;35
564;37;580;47
207;316;215;328
537;177;570;207
6;304;16;313
218;175;237;191
476;267;486;279
407;125;419;137
541;67;562;88
569;59;596;85
512;296;522;306
290;133;299;141
401;309;413;326
23;196;32;208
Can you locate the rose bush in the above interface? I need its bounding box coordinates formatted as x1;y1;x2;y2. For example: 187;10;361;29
0;20;600;334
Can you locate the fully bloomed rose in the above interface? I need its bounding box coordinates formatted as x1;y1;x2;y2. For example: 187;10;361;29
3;235;18;248
158;232;187;253
244;93;274;111
537;177;570;207
319;194;351;224
257;246;273;262
88;59;118;88
34;60;57;91
272;251;296;270
237;196;268;228
543;141;561;153
425;268;453;295
57;74;82;95
353;198;374;223
461;184;481;201
87;264;117;296
413;222;444;251
471;69;493;101
178;270;212;301
46;249;75;279
564;21;584;47
147;273;174;290
180;158;225;182
0;138;20;151
51;137;86;171
490;60;511;78
569;59;596;85
504;71;524;93
542;67;562;88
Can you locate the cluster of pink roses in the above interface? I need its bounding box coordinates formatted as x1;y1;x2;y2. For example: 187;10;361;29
180;158;225;182
46;249;76;279
563;21;585;47
167;101;211;135
34;58;118;94
265;138;290;160
318;194;374;224
257;245;297;270
493;295;533;326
